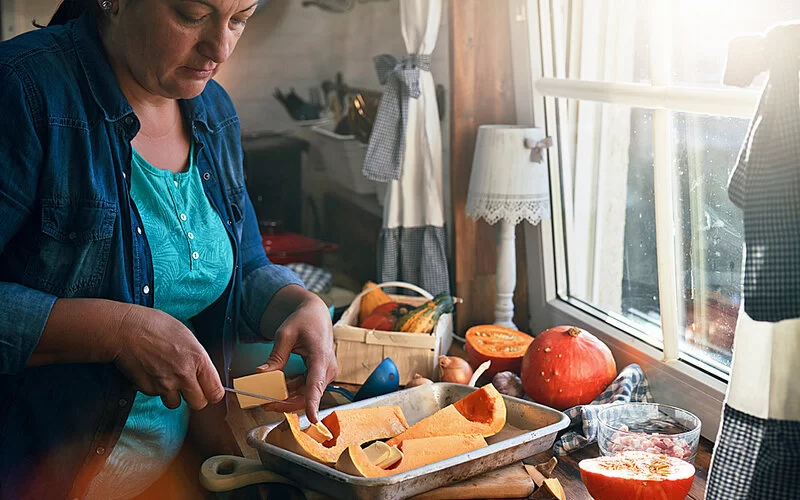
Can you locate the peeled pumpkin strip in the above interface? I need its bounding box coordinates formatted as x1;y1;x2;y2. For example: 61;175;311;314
304;422;334;444
386;384;506;447
266;406;409;465
336;434;488;478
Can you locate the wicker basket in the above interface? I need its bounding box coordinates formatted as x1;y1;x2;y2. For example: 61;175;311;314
332;281;454;385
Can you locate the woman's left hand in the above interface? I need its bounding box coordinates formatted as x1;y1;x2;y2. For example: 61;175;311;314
256;286;337;423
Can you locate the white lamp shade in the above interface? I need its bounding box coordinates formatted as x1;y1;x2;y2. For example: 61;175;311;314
465;125;551;225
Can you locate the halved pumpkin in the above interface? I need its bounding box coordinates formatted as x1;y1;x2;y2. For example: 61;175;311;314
579;451;695;500
385;384;506;447
336;434;488;477
266;406;409;465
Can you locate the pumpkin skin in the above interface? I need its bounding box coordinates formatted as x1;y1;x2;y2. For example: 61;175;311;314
521;326;616;410
579;451;695;500
386;384;506;447
465;325;534;377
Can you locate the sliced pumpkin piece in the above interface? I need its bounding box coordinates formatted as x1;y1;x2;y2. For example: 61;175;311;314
363;441;392;465
304;422;334;444
386;384;506;447
266;406;409;465
336;434;488;478
376;445;403;469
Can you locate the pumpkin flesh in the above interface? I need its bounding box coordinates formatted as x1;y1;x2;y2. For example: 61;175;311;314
336;434;488;478
386;384;506;447
266;406;409;465
465;325;534;377
579;451;695;500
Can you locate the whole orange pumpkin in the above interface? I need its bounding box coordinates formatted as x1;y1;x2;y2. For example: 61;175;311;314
521;326;616;410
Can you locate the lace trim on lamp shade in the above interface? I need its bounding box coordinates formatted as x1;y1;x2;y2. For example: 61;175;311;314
466;193;551;226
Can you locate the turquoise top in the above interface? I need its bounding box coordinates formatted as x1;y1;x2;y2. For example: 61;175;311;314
88;144;233;499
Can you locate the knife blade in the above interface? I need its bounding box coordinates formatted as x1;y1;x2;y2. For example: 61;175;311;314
224;386;291;404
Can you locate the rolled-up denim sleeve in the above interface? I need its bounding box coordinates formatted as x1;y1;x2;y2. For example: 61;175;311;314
237;185;305;343
0;64;58;374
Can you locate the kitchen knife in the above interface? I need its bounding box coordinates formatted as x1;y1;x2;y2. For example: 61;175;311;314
224;386;291;404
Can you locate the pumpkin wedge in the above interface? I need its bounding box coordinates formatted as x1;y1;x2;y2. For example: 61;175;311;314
336;434;488;477
266;406;409;465
386;384;506;447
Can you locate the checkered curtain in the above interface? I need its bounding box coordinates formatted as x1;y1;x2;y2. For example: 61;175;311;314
726;25;800;322
363;0;450;295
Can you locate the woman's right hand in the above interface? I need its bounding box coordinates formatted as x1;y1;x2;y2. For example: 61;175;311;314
113;304;225;410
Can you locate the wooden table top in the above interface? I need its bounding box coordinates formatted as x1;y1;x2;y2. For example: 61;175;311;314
222;386;713;499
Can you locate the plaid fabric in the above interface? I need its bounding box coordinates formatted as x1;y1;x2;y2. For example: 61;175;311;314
726;27;800;322
285;263;332;294
362;53;432;183
552;364;652;456
377;226;450;296
707;405;800;499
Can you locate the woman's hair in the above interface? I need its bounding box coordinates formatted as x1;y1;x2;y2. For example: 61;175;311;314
48;0;103;27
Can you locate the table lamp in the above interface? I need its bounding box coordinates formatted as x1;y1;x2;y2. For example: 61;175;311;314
466;125;551;329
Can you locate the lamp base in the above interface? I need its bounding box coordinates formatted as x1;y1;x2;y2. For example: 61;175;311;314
494;219;518;330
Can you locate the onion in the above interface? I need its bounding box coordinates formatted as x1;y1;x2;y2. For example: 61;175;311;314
438;355;473;384
405;373;434;388
491;371;526;398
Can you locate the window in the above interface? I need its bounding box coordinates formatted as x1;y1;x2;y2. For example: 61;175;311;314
530;0;800;379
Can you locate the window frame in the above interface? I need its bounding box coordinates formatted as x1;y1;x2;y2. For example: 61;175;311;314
508;0;759;439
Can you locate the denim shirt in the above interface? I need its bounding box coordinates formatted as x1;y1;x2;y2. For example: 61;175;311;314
0;14;303;500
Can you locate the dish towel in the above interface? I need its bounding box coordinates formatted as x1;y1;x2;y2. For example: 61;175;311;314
286;263;332;294
552;364;652;456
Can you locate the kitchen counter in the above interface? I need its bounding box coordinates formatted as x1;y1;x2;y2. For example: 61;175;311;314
222;384;713;499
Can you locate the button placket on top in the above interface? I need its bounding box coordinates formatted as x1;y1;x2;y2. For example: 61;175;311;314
167;173;199;270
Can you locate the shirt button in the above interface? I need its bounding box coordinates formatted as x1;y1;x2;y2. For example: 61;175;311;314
143;285;150;295
180;213;187;221
173;180;179;187
187;232;195;240
192;251;199;260
227;219;232;226
124;116;134;125
202;172;211;181
118;399;128;407
95;446;106;455
122;171;127;179
136;227;142;235
68;231;77;240
226;316;232;324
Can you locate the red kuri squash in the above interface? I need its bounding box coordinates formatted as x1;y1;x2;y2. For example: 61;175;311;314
521;326;616;410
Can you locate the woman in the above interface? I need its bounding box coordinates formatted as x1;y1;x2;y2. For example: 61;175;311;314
0;1;337;498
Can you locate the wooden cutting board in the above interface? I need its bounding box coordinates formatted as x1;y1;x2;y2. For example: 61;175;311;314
411;462;535;499
201;456;536;500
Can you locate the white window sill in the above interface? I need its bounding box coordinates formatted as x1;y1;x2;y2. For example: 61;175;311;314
525;224;726;442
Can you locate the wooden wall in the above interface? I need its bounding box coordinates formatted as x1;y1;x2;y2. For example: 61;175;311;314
449;0;529;334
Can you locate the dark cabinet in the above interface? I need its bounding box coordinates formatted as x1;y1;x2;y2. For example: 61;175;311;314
241;133;309;234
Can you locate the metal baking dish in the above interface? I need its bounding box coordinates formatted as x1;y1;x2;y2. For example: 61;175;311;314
246;382;569;500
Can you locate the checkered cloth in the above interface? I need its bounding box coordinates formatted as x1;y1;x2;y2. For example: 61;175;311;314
552;364;652;456
363;53;432;183
726;25;800;322
378;226;450;296
285;263;332;294
706;405;800;499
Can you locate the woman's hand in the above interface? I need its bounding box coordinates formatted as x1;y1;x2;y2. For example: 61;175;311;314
256;286;337;423
113;304;224;411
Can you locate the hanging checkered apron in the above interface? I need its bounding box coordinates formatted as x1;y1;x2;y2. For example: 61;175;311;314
362;0;450;296
707;25;800;500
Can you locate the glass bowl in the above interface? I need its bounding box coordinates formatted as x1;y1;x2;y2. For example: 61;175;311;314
597;403;701;462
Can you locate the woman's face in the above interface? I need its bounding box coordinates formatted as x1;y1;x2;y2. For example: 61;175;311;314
107;0;257;99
